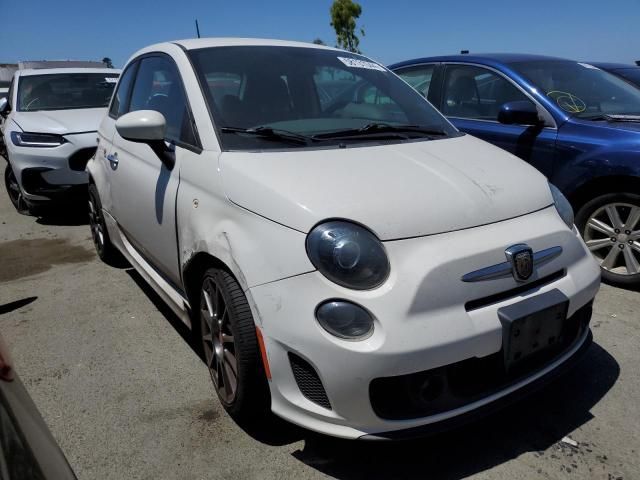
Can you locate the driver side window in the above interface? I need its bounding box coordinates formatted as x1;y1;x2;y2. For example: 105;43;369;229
127;56;197;146
442;65;529;121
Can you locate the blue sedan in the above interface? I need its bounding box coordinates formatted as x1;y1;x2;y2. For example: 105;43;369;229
390;54;640;287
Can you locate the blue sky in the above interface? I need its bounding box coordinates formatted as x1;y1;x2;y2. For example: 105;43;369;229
1;0;638;68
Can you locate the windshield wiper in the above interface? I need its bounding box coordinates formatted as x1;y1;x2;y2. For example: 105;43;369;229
579;113;640;122
312;123;448;140
604;114;640;123
221;126;312;145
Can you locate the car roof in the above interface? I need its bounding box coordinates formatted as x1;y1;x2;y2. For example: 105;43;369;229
589;62;640;70
389;53;574;70
17;68;121;76
164;37;343;53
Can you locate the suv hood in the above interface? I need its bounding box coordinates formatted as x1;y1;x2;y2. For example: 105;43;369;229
11;108;107;135
220;135;554;240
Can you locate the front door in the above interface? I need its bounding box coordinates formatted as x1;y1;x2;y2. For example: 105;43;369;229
110;54;200;288
440;64;558;177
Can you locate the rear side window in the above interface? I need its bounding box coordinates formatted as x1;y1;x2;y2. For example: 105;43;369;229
396;65;436;98
442;65;529;121
109;63;137;118
128;56;197;146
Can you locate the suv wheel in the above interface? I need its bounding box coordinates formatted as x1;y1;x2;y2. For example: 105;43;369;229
88;184;125;266
576;192;640;287
4;164;31;215
199;268;269;419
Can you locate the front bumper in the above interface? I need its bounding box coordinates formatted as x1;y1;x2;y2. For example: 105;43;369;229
249;206;601;439
6;131;96;202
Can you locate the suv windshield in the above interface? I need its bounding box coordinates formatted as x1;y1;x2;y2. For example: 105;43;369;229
511;60;640;118
188;46;457;149
17;73;119;112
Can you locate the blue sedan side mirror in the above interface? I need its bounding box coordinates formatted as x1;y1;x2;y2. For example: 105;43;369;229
498;101;542;126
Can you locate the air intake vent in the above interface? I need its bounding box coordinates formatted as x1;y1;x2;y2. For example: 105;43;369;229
288;353;331;410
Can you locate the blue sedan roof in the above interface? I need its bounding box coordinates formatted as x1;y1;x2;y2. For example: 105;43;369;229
389;53;573;70
589;62;640;71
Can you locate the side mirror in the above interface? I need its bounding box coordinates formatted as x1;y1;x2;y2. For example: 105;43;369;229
115;110;174;169
0;97;8;115
498;100;542;127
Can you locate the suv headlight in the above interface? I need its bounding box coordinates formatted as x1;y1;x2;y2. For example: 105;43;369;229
11;131;66;147
306;220;390;290
549;183;574;228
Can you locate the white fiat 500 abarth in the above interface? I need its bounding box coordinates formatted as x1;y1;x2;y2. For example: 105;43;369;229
88;38;600;440
1;68;120;214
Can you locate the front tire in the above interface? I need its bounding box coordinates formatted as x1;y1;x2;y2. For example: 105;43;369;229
88;184;125;266
4;163;31;215
199;268;269;419
576;192;640;287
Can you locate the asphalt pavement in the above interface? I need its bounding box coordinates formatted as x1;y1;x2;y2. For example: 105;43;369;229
0;183;638;479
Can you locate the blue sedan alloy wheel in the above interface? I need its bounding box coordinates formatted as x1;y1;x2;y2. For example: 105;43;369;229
577;193;640;286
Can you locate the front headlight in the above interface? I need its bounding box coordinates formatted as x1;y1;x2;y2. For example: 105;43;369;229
10;131;66;147
549;183;574;228
306;220;390;290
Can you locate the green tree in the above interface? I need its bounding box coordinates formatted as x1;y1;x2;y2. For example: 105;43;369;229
330;0;365;53
312;38;326;45
102;57;114;68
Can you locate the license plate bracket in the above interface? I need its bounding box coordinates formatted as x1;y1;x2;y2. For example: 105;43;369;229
498;289;569;371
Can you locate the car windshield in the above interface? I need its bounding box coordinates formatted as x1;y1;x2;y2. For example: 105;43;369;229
17;73;119;112
510;60;640;118
188;45;457;150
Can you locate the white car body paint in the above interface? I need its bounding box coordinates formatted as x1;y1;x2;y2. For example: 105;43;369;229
88;38;601;439
2;68;120;204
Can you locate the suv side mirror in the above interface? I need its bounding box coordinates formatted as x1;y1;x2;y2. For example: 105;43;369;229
115;110;174;169
498;101;542;127
0;97;9;116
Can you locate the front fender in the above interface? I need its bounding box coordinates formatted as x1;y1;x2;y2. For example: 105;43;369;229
176;151;314;295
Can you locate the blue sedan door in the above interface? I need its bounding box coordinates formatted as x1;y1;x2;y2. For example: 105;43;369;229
439;64;558;177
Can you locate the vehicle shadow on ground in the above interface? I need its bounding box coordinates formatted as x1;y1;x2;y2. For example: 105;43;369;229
124;268;620;477
34;204;88;226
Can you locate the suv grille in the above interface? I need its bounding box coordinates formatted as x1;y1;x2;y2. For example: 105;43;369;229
289;353;331;410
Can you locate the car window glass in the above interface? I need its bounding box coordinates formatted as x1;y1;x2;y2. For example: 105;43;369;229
442;65;529;121
512;60;640;117
6;78;14;109
128;56;196;146
17;73;119;112
396;65;435;98
109;63;136;118
188;46;457;150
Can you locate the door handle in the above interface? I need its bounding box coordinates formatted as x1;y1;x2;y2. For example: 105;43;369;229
106;152;119;166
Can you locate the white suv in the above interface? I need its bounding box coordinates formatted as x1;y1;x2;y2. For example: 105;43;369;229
88;38;600;439
0;68;120;214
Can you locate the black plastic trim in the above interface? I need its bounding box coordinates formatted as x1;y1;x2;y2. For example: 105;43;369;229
361;329;593;440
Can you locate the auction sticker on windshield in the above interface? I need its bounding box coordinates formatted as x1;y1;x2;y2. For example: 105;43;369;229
338;57;385;71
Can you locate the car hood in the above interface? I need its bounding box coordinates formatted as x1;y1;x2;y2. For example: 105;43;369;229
220;135;554;240
11;108;107;135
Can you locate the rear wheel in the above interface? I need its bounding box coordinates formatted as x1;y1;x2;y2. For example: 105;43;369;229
199;268;269;419
4;163;31;215
576;192;640;287
88;184;125;266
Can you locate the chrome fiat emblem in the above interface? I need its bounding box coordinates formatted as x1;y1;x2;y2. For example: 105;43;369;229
505;244;534;281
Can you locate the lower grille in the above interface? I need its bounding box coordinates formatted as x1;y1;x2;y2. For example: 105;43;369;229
370;301;592;420
289;352;331;410
69;147;97;171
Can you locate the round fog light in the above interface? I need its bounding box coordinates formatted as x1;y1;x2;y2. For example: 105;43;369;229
315;300;374;340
